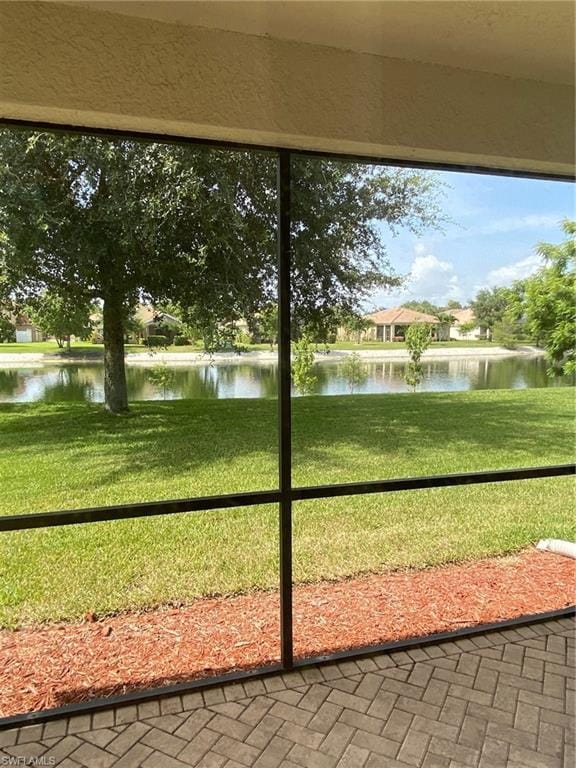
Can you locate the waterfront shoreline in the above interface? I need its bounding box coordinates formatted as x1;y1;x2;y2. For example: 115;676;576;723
0;345;546;367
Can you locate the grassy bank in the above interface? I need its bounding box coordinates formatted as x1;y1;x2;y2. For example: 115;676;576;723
0;341;145;356
0;388;573;625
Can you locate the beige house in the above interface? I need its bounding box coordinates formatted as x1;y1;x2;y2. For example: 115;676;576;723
134;306;182;339
134;305;251;342
339;307;444;343
368;307;442;342
448;308;490;341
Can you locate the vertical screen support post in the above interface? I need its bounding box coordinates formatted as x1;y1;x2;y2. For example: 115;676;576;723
277;149;293;668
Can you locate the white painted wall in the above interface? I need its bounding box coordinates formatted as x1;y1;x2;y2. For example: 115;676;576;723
15;329;33;343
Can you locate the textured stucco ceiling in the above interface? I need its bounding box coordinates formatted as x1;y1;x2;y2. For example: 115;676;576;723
67;0;575;85
4;1;573;173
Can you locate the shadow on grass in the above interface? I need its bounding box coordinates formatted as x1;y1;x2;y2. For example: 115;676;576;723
292;389;575;481
0;389;573;505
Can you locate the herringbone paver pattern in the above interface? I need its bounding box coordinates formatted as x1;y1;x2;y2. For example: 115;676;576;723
1;617;573;767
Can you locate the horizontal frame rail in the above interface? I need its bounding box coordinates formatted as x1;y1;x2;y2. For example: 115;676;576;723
292;463;576;501
0;490;281;531
0;464;573;531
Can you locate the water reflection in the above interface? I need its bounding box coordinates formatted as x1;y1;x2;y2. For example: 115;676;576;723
314;356;570;395
0;356;571;404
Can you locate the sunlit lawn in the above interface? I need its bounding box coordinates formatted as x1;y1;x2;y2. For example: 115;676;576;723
0;388;573;626
0;341;146;356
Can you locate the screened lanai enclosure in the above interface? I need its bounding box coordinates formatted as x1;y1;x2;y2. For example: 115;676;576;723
0;0;574;726
0;124;573;722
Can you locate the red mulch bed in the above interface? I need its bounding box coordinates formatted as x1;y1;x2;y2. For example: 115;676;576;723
1;549;574;717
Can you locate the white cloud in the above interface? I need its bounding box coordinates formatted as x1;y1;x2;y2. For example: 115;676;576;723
475;214;563;236
441;213;566;242
484;254;543;287
410;254;460;300
383;251;463;306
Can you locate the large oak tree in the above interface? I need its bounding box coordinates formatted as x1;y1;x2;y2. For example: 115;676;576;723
0;128;444;412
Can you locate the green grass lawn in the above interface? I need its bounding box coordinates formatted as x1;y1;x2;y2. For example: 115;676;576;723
0;341;209;356
0;388;573;626
0;341;145;356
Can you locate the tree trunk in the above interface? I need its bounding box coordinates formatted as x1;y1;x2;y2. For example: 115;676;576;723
103;293;128;413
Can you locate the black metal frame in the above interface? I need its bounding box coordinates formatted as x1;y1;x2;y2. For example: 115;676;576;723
0;117;574;727
2;118;575;182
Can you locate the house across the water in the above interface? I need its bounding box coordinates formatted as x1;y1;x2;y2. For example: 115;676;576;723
14;314;44;343
447;308;490;341
134;306;183;340
337;306;493;344
338;307;447;343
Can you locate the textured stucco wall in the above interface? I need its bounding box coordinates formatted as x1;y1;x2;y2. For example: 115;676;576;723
0;2;573;175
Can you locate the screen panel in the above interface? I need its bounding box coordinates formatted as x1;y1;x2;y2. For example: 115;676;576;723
0;125;573;722
0;127;280;517
288;156;575;487
0;505;279;717
292;478;575;662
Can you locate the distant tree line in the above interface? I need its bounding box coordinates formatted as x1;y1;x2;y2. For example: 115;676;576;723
399;222;574;376
468;221;575;375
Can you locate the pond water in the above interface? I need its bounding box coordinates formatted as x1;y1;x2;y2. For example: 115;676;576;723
0;355;572;404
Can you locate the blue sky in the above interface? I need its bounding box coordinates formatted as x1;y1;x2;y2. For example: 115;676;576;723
369;170;575;310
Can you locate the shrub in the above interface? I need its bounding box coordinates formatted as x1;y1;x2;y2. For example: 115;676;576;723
492;319;519;349
173;335;190;346
154;324;177;342
234;330;252;346
341;353;368;393
144;335;168;348
0;316;15;343
147;363;176;400
292;335;317;395
404;323;433;391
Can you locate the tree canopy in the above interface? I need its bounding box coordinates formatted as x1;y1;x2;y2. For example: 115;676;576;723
468;221;575;370
471;286;512;330
524;219;575;375
27;290;93;350
401;300;441;316
0;128;445;411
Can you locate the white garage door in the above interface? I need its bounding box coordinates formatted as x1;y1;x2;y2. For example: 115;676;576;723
16;329;33;343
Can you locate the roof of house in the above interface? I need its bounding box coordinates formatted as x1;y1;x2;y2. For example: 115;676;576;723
366;308;440;325
9;311;36;327
14;315;35;327
134;305;181;325
447;307;476;324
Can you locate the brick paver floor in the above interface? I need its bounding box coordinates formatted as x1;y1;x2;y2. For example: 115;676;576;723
1;616;573;767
